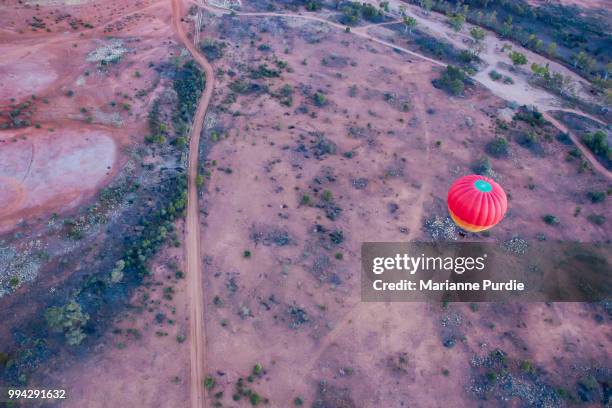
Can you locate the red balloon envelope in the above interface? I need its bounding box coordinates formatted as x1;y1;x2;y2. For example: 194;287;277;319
447;175;507;232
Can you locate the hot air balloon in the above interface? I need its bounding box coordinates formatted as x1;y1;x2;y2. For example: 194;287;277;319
447;175;507;232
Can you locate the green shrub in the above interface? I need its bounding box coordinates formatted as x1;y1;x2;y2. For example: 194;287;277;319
432;65;468;95
516;131;540;148
360;3;383;22
449;13;466;31
582;130;611;163
173;60;205;125
587;191;605;203
486;136;509;157
204;376;216;389
329;229;344;245
509;51;528;66
250;393;261;405
488;70;502;81
45;300;89;346
543;214;560;225
313;92;327;107
339;3;362;25
472;156;492;176
305;1;321;11
321;190;333;202
196;174;204;188
514;107;546;127
587;214;605;225
200;39;226;60
250;64;280;79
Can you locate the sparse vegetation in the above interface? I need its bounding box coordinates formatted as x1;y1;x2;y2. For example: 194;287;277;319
173;60;205;137
587;214;606;226
432;65;470;95
200;39;226;61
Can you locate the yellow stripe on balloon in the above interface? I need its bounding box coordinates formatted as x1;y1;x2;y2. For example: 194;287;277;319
449;209;491;233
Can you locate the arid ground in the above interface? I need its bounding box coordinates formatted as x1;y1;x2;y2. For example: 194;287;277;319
0;0;610;407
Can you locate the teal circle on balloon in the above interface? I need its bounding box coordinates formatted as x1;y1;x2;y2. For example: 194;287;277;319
474;179;492;192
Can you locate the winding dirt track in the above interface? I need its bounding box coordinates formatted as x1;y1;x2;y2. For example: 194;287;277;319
170;0;215;407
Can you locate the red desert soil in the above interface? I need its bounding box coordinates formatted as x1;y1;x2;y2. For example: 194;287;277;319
0;0;171;231
193;7;610;406
1;0;610;407
1;0;199;406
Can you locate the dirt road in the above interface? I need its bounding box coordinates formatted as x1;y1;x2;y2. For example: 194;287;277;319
543;112;611;179
170;0;215;407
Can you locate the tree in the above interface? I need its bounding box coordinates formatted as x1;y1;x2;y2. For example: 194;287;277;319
509;51;527;67
489;10;497;24
470;27;485;42
501;16;513;37
46;301;90;346
196;173;204;188
110;260;125;283
546;42;558;57
572;51;595;74
582;130;611;159
403;15;417;34
419;0;433;11
486;136;509;158
531;63;550;78
469;27;485;56
433;65;468;95
449;13;465;32
313;92;327;107
603;62;612;81
534;39;544;52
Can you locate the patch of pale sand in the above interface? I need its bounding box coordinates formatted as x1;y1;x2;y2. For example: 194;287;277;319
0;46;58;102
0;129;116;228
473;68;559;110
